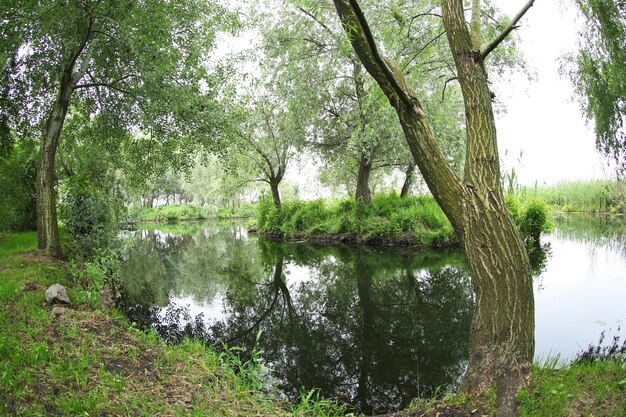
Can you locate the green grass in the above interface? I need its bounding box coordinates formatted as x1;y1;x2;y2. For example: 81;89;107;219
257;193;456;248
257;193;551;248
518;359;626;417
519;180;626;214
0;232;346;417
0;230;37;257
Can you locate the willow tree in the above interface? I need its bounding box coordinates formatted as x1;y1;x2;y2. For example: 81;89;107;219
1;0;229;258
259;0;461;204
231;98;291;209
567;0;626;173
331;0;535;415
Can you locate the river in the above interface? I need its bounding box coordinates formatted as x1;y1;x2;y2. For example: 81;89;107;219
118;213;626;414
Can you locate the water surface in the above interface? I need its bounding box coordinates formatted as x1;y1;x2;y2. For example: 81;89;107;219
119;214;626;413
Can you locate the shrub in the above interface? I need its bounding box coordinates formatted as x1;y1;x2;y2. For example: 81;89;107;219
520;199;552;244
59;175;116;259
505;194;523;224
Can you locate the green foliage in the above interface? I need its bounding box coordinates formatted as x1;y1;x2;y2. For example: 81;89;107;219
0;139;37;232
504;194;523;224
519;199;552;243
59;175;118;259
567;0;626;171
156;205;204;224
259;192;554;247
257;193;455;247
505;195;552;243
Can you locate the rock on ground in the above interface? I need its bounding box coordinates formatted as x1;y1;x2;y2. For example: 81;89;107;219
45;284;70;304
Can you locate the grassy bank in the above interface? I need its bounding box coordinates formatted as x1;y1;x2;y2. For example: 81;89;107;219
257;193;550;248
132;203;256;223
0;232;341;417
517;358;626;417
519;180;626;214
257;194;456;248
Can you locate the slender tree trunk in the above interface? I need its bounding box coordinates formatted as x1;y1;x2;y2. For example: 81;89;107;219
400;162;415;198
269;179;281;209
355;156;372;204
332;2;534;415
36;71;75;258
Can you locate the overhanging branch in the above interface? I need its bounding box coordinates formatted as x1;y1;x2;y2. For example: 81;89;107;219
347;0;414;108
481;0;535;60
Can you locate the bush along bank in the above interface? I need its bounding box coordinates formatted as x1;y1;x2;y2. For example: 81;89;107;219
255;193;552;249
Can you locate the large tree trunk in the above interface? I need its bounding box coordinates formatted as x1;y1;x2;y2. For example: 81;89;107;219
36;71;75;258
400;162;415;198
355;156;372;204
441;2;534;413
332;1;535;415
269;178;281;209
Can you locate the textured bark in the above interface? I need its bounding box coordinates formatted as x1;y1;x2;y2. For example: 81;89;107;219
440;5;534;413
270;180;281;209
332;1;535;415
355;157;372;204
36;20;91;259
36;69;76;259
400;162;415;198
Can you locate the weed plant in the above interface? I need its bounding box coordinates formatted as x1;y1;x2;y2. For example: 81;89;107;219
576;329;626;364
519;180;626;213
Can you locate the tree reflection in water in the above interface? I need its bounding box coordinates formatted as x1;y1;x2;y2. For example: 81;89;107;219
120;223;474;414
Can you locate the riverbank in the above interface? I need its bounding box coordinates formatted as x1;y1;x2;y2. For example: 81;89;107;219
0;232;341;416
256;194;456;249
519;180;626;214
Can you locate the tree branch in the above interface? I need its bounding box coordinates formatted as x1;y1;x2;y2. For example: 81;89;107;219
481;0;535;60
346;0;414;108
441;76;459;102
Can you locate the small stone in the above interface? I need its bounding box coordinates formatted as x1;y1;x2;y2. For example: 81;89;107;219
45;284;70;304
52;306;67;318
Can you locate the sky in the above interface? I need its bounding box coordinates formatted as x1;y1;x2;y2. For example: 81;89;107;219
492;0;611;185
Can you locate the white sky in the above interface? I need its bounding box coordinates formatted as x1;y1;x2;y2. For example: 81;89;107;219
492;0;611;185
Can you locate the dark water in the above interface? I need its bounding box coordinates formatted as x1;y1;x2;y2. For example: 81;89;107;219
118;214;626;414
